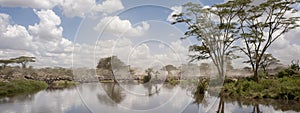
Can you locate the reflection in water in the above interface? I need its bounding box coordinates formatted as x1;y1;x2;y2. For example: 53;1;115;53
0;83;299;113
143;83;161;96
97;83;125;106
216;95;224;113
252;103;261;113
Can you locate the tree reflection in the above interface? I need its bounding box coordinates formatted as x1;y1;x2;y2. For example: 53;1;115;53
143;82;160;96
97;83;125;106
216;95;224;113
252;103;262;113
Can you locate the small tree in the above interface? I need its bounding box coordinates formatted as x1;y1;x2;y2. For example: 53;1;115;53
259;54;280;74
11;56;36;68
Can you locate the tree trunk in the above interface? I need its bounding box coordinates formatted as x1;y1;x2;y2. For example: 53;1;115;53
21;62;26;68
253;67;259;82
2;64;6;69
217;95;224;113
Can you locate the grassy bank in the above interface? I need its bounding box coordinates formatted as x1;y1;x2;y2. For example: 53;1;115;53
0;79;48;97
50;80;76;89
223;76;300;100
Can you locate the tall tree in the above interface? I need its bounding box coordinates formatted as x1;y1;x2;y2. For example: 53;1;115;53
234;0;300;82
11;56;36;68
172;2;243;79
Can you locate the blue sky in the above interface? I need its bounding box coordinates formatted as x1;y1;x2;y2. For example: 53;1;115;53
0;0;299;68
0;0;223;41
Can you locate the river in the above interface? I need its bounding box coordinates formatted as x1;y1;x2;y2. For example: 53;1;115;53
0;83;299;113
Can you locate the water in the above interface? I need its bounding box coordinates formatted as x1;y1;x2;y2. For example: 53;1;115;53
0;83;299;113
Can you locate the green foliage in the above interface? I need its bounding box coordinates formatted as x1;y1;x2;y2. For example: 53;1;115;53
0;59;15;69
0;56;35;69
167;76;180;86
235;0;300;82
97;56;125;70
277;61;300;78
51;80;76;89
0;79;48;97
11;56;36;68
195;79;208;94
223;77;300;100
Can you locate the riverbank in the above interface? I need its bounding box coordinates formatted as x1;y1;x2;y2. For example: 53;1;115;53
0;79;48;97
50;80;76;89
223;76;300;100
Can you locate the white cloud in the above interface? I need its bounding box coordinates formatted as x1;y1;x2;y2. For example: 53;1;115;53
0;11;73;67
60;0;124;17
59;0;94;17
0;0;60;9
29;9;63;42
0;0;124;18
94;16;150;37
167;6;182;22
0;13;36;51
92;0;124;14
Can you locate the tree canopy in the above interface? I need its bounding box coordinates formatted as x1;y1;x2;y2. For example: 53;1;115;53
97;56;126;82
172;1;242;79
233;0;300;82
0;56;35;69
172;0;300;82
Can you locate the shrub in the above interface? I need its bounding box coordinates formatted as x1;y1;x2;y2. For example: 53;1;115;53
195;79;208;94
143;75;151;83
0;79;48;97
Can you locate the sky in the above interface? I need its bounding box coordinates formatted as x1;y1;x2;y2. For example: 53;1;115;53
0;0;299;69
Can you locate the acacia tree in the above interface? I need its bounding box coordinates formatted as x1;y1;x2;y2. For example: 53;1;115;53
172;2;244;79
0;59;15;69
11;56;36;68
234;0;300;82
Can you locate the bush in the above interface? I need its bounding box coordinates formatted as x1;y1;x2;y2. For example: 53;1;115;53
51;80;76;89
168;76;179;86
0;79;48;97
195;79;208;94
277;68;298;78
223;76;300;100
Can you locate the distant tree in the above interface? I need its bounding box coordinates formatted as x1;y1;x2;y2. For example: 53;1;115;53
163;65;177;76
0;59;15;69
243;67;252;71
11;56;36;68
97;56;126;82
259;54;280;74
